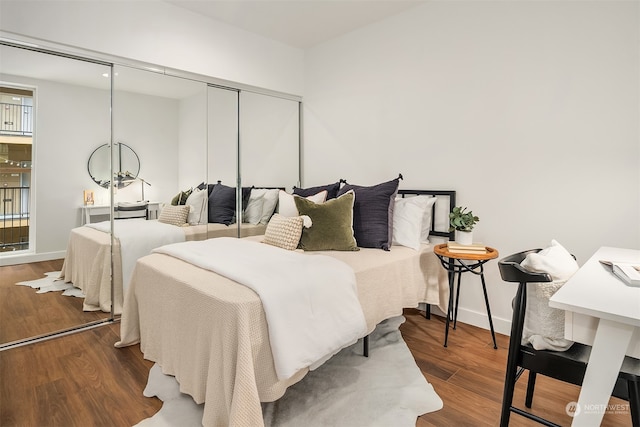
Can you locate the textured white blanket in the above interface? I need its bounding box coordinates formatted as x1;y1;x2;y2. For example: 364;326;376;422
86;219;185;292
153;237;367;380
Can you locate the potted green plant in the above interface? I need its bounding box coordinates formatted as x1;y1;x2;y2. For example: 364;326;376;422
449;206;479;245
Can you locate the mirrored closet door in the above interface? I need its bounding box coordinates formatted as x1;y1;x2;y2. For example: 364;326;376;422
0;43;113;346
0;38;303;349
238;91;300;235
207;85;240;238
112;65;208;208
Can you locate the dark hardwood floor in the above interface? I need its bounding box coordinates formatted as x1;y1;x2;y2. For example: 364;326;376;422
0;263;632;426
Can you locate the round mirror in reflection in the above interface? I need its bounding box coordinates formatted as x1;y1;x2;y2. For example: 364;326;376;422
87;142;140;188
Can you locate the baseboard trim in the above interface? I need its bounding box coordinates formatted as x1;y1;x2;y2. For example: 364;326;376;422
0;250;66;266
423;303;511;336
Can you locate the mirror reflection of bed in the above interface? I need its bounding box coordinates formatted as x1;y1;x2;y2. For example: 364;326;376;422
57;67;301;316
61;182;287;314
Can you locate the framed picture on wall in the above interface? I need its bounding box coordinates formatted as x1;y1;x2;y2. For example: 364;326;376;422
83;190;95;206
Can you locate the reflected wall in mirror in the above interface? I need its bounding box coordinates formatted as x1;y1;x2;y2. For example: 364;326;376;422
207;85;240;238
239;91;300;235
0;42;112;346
113;65;208;207
88;142;140;188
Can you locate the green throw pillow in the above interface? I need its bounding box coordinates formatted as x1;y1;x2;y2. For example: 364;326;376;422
171;189;192;206
294;190;359;251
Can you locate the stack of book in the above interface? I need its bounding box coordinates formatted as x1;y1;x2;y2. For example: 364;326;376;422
446;242;488;254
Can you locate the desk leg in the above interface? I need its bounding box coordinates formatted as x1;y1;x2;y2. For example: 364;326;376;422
444;268;456;347
571;319;634;427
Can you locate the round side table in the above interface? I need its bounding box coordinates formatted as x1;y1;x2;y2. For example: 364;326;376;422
433;243;499;349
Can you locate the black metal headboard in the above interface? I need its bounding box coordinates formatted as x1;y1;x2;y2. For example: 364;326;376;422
397;189;456;240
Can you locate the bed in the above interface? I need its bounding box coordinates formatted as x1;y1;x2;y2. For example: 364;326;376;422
115;188;455;427
60;220;266;314
61;183;282;314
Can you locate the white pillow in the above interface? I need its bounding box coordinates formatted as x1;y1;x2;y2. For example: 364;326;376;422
521;239;579;282
392;196;437;250
278;190;327;217
259;188;280;225
244;188;267;225
419;196;438;243
184;188;207;225
519;239;580;351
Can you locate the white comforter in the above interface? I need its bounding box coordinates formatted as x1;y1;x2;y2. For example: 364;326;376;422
153;237;367;380
87;219;185;292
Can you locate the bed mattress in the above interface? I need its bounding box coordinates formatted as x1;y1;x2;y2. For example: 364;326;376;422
116;236;448;426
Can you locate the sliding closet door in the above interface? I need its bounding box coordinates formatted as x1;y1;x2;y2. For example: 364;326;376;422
0;43;112;346
112;65;208;205
239;92;300;233
207;85;239;238
239;92;299;189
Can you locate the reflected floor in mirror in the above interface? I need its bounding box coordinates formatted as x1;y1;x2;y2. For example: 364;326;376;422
0;259;107;345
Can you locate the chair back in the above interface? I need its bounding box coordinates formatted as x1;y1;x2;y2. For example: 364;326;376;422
498;250;553;284
114;202;148;220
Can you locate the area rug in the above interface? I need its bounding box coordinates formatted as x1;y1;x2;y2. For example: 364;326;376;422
136;315;443;427
16;271;85;297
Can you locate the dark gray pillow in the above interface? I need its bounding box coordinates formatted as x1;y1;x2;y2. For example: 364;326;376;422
337;177;400;250
293;181;342;200
208;183;236;225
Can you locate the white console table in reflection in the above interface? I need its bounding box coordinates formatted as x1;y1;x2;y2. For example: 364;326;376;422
80;202;161;225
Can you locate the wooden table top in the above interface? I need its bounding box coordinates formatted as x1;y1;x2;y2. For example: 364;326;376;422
434;243;499;261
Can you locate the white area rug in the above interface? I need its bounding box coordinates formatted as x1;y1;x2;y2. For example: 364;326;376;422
136;316;443;427
16;271;85;297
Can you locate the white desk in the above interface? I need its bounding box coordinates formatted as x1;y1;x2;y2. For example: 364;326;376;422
80;202;161;224
549;246;640;427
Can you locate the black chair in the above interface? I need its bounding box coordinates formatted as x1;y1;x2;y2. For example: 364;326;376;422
498;249;640;427
114;202;148;220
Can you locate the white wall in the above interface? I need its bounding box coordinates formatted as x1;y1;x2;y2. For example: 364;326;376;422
0;0;304;96
303;1;640;333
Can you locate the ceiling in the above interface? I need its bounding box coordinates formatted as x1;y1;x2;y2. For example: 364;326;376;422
164;0;427;49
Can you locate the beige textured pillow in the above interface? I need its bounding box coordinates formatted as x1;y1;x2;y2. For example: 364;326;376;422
158;205;190;226
263;214;304;251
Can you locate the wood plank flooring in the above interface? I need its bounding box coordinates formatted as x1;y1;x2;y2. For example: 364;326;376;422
0;260;108;344
0;262;633;426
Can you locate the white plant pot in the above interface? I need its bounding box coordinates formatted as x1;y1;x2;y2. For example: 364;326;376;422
455;230;473;245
